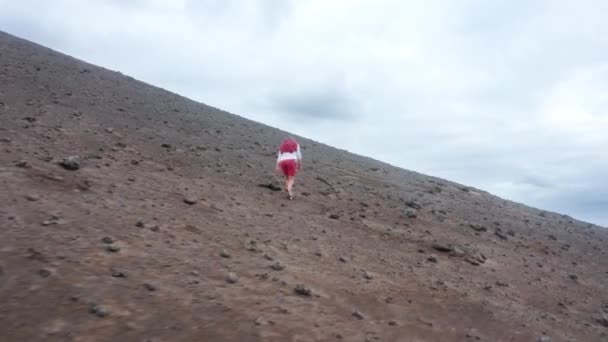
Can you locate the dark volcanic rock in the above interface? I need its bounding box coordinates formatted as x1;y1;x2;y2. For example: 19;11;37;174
352;311;365;320
469;224;487;232
294;284;312;297
183;197;198;205
101;236;114;244
89;304;110;318
106;245;121;253
38;269;51;278
432;243;454;253
143;283;157;291
111;268;127;278
59;156;81;170
405;208;418;218
271;262;285;271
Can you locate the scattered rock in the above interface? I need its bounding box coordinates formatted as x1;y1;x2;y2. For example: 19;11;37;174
569;274;578;281
329;214;340;220
495;230;508;240
219;250;231;258
405;208;418;218
294;284;312;296
496;281;509;287
339;256;348;263
363;270;373;280
15;160;29;168
59;156;81;171
352;311;365;320
38;269;51;278
469;224;487;232
143;283;157;291
450;247;466;257
135;220;144;228
226;272;238;284
111;268;127;278
548;234;557;241
271;262;285;271
183;197;198;205
25;194;40;202
405;200;422;210
595;310;608;327
161;143;172;149
254;317;265;326
427;255;438;263
106;245;121;253
465;252;487;266
101;237;114;244
89;304;110;318
432;243;454;253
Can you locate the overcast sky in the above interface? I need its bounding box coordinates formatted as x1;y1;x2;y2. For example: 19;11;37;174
2;0;607;226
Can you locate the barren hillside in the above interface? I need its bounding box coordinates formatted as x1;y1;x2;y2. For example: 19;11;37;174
1;31;607;342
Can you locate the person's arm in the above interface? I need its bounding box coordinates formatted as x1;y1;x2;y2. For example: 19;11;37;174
276;151;281;171
296;145;302;168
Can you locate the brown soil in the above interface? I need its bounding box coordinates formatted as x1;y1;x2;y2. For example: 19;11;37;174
1;31;607;342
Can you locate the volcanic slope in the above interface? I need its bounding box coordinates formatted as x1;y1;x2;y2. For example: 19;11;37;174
1;31;607;342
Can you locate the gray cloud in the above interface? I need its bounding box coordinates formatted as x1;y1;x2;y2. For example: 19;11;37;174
1;0;607;226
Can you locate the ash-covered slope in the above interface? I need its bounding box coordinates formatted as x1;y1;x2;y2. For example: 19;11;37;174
1;31;607;342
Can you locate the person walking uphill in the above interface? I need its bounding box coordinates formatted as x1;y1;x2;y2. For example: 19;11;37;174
276;137;302;200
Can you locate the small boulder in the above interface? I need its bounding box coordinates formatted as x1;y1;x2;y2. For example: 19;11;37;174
432;243;453;253
111;268;127;278
271;262;285;271
184;197;198;205
59;156;81;171
352;311;365;320
89;304;110;318
294;284;312;297
226;272;239;284
143;283;157;292
106;245;121;253
25;194;40;202
101;237;114;244
405;208;418;218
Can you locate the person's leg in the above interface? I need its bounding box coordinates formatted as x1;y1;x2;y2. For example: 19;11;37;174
286;176;295;199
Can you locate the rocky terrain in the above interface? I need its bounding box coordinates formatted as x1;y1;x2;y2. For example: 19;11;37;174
1;31;607;341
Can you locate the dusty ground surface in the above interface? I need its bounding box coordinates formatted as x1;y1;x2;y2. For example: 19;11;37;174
1;31;607;342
